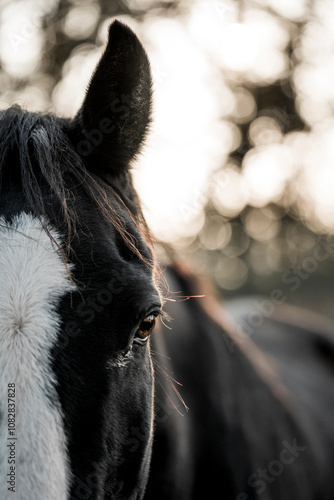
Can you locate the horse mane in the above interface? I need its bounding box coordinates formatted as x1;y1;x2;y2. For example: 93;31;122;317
0;105;154;267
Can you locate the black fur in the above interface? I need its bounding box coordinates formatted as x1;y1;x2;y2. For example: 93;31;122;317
71;20;153;174
147;268;334;499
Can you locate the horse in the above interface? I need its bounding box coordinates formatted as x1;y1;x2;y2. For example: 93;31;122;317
0;20;334;500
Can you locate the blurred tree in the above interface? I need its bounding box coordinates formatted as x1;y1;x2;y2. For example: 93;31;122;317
41;0;181;88
1;0;334;316
181;1;334;314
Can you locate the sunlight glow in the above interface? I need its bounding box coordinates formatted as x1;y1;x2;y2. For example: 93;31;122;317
133;16;228;241
299;123;334;230
219;23;259;71
62;4;100;40
212;165;248;217
268;0;308;21
230;87;257;124
249;116;283;146
52;45;102;117
244;208;280;242
242;145;294;207
0;2;44;78
1;0;334;242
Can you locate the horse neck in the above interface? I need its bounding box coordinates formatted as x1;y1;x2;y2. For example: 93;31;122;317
157;265;305;456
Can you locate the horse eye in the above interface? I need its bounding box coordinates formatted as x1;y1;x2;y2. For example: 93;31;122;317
136;314;156;340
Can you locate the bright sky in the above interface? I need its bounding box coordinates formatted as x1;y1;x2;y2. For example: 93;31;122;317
0;0;334;242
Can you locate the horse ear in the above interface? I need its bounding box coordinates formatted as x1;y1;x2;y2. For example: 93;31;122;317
72;20;152;173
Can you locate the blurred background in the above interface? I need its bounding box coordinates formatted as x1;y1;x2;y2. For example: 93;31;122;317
1;0;334;317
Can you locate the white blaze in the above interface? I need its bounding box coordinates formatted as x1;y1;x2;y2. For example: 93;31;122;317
0;213;73;500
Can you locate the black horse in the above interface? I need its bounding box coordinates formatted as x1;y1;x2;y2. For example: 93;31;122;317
0;20;333;500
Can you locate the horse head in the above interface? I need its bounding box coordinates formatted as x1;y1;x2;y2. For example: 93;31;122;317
0;21;159;500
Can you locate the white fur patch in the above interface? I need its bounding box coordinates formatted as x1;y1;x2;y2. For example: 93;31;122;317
0;213;74;500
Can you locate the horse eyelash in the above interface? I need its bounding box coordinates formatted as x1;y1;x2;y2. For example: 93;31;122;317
156;309;172;330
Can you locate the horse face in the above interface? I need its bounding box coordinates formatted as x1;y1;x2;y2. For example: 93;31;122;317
56;196;160;500
0;21;157;500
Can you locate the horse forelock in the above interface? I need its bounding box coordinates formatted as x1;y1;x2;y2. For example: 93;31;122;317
0;106;154;270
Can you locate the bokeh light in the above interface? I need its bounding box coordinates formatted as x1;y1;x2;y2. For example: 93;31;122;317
1;0;334;306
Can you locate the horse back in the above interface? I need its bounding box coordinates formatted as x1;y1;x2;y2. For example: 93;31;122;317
146;264;334;500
